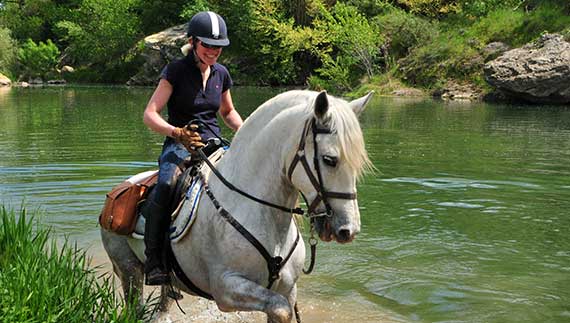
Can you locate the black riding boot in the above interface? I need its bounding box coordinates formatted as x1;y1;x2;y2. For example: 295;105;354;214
143;200;170;285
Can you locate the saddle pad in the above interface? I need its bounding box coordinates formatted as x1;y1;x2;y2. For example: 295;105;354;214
131;147;227;241
169;176;203;242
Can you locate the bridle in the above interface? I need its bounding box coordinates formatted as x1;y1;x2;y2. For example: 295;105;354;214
287;118;357;219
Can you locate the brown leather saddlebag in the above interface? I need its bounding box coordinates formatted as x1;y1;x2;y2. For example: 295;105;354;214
99;172;158;235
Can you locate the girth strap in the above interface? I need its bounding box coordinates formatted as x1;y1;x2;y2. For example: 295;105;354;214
168;243;214;300
202;177;301;289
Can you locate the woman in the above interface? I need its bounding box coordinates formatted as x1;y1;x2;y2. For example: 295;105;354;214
142;11;243;285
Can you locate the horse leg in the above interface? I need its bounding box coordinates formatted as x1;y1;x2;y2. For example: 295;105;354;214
288;284;299;323
158;284;176;311
212;275;293;323
101;229;145;310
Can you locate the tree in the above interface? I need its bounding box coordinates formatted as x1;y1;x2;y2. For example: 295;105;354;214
55;0;141;66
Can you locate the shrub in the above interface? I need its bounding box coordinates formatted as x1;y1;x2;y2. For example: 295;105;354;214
311;2;383;93
374;8;438;60
466;8;525;45
0;27;17;76
0;205;155;322
513;2;570;45
399;31;482;87
55;0;141;82
17;39;60;80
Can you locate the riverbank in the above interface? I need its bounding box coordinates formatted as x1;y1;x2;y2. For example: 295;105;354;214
2;1;569;104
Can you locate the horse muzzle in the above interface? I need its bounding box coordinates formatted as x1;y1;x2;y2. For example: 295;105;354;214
314;214;360;244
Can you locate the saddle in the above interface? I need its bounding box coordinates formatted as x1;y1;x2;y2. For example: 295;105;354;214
99;142;226;237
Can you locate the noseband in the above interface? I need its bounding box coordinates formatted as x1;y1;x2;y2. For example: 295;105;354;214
287;118;357;218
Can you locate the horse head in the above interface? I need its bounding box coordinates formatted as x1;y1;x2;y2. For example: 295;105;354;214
288;91;373;243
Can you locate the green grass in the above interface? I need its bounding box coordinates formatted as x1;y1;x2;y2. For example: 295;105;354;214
0;205;154;322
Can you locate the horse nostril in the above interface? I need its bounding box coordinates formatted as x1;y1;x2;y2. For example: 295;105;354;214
337;229;352;242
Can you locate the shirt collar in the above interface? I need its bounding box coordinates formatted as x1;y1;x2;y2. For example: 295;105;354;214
184;53;218;73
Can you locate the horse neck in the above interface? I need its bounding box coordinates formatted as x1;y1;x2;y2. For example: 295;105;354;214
208;108;306;241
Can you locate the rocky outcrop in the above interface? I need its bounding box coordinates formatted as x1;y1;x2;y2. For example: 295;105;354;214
433;81;482;101
484;34;570;104
0;73;11;87
127;24;188;86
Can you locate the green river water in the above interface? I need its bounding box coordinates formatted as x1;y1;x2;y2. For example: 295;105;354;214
0;86;569;323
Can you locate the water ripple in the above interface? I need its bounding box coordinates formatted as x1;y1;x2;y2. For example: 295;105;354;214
382;177;542;190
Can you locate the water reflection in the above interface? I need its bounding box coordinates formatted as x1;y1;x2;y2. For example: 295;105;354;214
1;88;569;323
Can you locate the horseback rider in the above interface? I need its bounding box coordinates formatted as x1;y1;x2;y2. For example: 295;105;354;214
142;11;243;285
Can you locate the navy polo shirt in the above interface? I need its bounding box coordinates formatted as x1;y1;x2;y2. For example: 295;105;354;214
161;54;233;140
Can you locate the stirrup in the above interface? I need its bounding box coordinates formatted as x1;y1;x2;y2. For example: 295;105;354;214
145;267;170;286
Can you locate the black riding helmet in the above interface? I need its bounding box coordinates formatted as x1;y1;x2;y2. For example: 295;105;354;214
187;11;230;47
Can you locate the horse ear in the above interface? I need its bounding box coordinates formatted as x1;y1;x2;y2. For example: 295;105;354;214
313;91;329;120
349;91;374;117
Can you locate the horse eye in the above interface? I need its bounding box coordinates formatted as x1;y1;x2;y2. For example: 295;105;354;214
322;155;338;167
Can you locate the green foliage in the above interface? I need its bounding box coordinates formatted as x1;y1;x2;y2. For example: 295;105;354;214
397;0;570;89
374;7;438;59
513;2;570;45
0;205;155;322
55;0;141;82
399;30;482;87
394;0;462;17
344;0;396;17
466;8;525;44
135;0;188;34
0;0;80;44
180;0;212;20
17;39;60;79
0;27;17;75
311;2;383;92
460;0;525;18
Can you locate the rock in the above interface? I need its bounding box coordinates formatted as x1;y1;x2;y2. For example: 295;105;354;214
18;82;30;87
484;33;570;104
29;77;43;85
433;81;482;101
0;73;11;87
61;65;75;73
483;42;510;61
391;88;425;97
47;79;66;85
127;24;188;86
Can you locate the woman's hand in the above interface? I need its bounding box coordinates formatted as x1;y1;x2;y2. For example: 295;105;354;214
172;124;206;152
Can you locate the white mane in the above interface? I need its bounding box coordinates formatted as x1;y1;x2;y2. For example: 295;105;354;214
226;90;371;179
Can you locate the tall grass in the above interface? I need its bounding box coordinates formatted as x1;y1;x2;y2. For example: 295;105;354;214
0;205;153;322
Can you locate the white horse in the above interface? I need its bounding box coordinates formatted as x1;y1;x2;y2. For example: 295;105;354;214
101;90;373;322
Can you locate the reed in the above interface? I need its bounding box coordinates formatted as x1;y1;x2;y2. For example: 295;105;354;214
0;205;154;322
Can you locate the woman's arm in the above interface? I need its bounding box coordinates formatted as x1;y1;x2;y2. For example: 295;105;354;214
219;89;243;131
143;79;177;137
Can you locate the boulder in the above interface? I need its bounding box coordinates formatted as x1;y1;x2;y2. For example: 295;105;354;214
61;65;75;73
433;81;482;101
47;79;66;85
482;42;510;61
484;33;570;104
391;88;425;97
127;24;188;86
0;73;11;87
29;77;43;85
